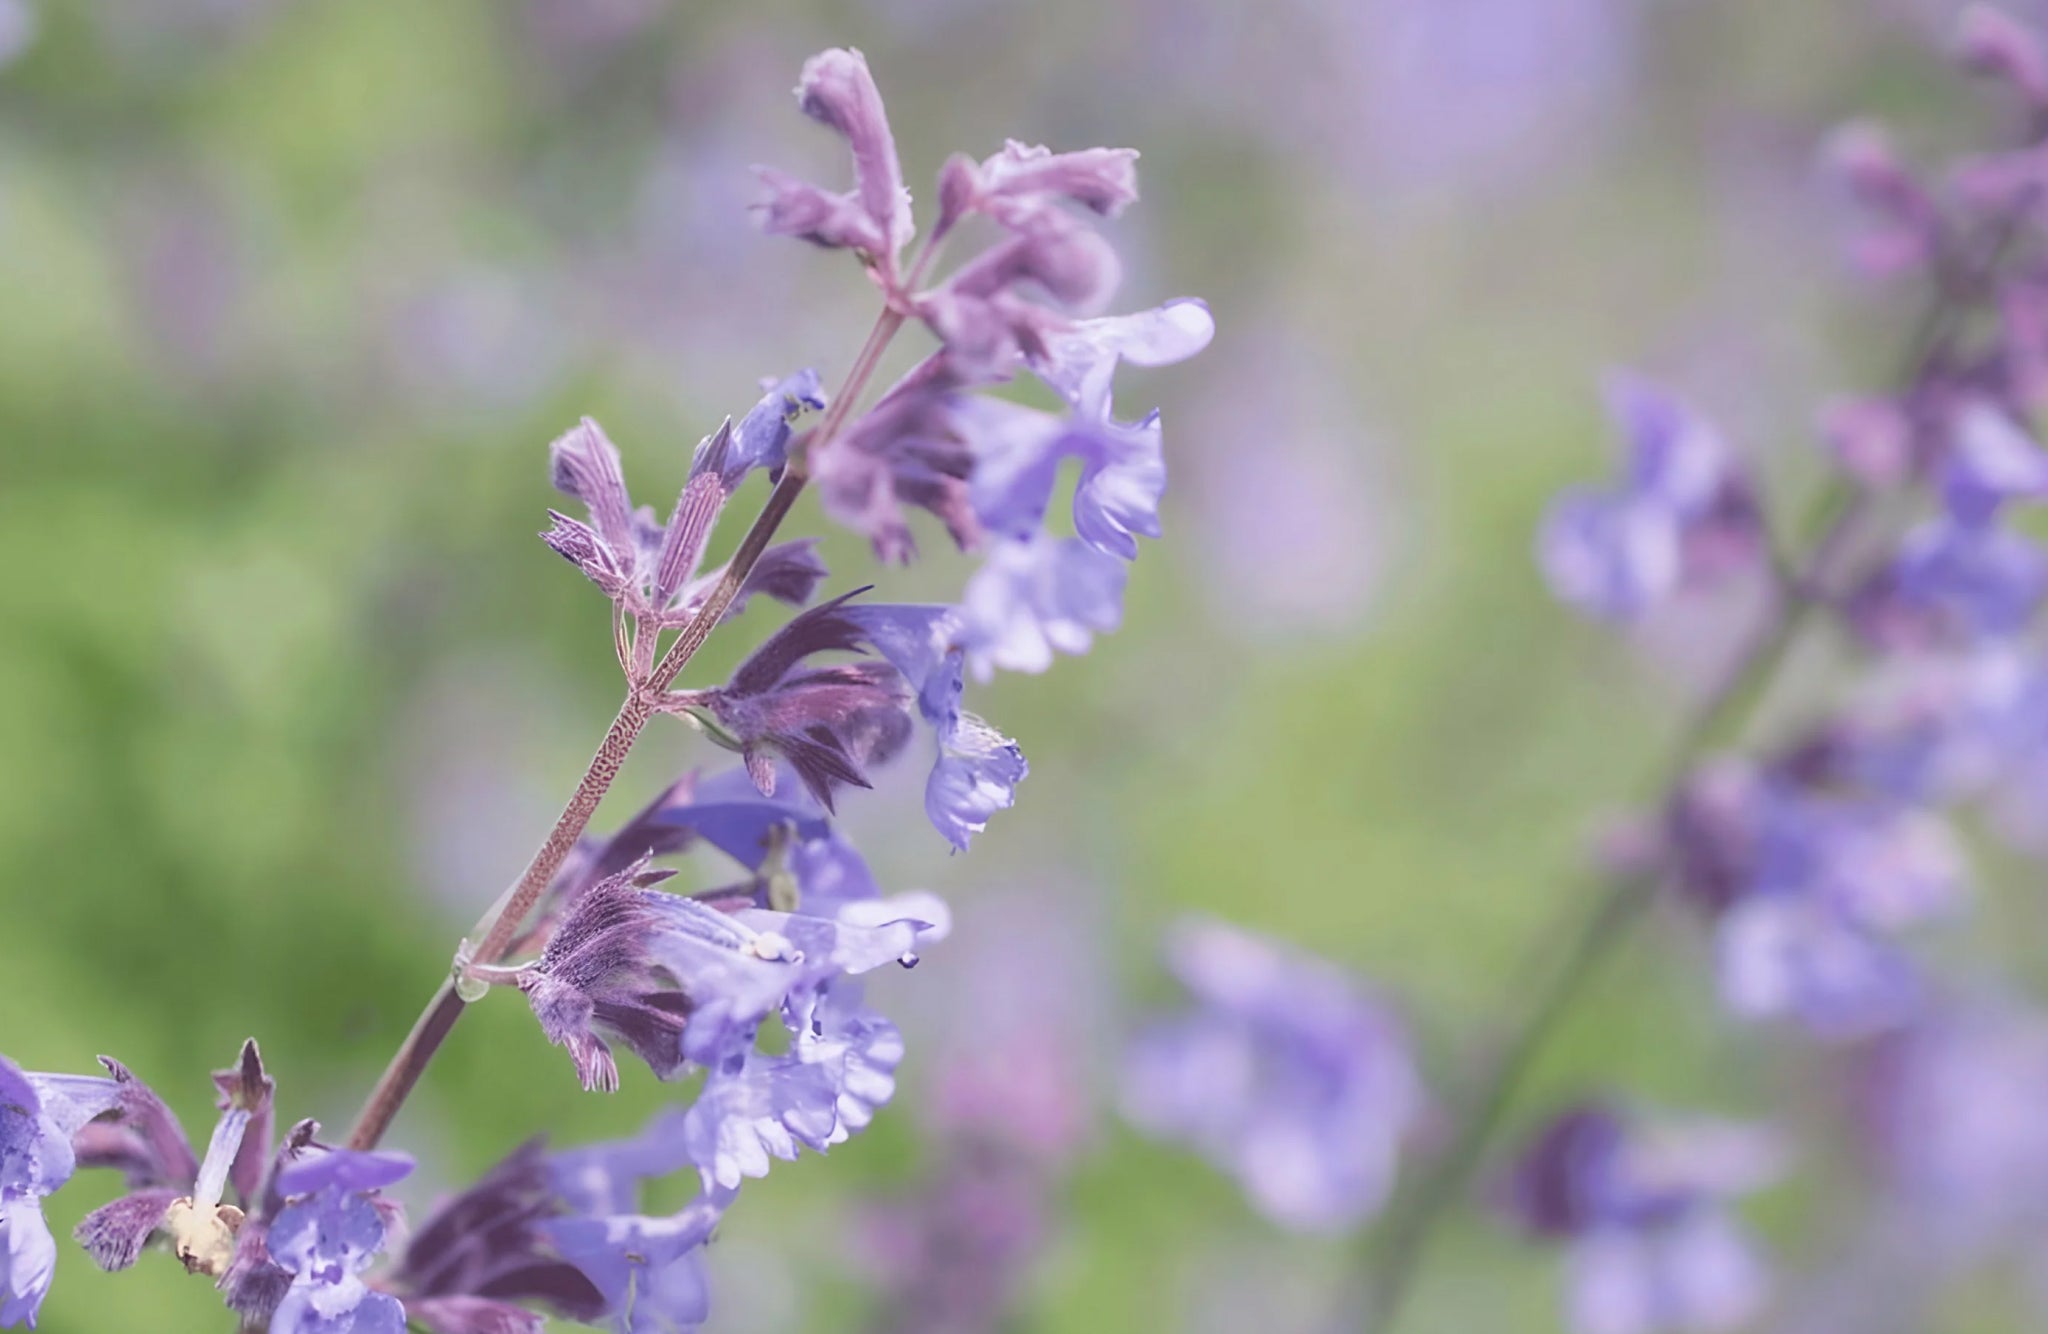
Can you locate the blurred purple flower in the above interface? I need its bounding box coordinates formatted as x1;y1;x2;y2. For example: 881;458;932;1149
1539;376;1765;622
1664;761;1965;1037
1120;917;1426;1232
1860;1002;2048;1257
1503;1103;1785;1334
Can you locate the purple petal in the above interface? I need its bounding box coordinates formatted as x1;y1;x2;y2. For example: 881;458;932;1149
1943;400;2048;522
276;1149;414;1200
959;535;1128;678
711;369;828;487
1032;298;1216;422
751;166;888;255
974;141;1140;221
1538;489;1682;622
73;1187;180;1271
540;1197;722;1332
1716;896;1921;1039
0;1196;56;1329
927;713;1027;852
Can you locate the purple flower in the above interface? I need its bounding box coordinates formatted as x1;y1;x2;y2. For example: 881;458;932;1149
1664;762;1965;1038
813;352;983;565
1539;376;1765;622
1120;917;1426;1232
264;1148;414;1334
752;49;912;285
514;864;930;1091
1503;1103;1785;1334
842;603;1027;849
388;1140;607;1334
682;590;915;810
71;1042;274;1280
682;985;905;1191
957;533;1128;679
701;369;827;490
540;1194;726;1334
1850;519;2047;649
0;1055;125;1326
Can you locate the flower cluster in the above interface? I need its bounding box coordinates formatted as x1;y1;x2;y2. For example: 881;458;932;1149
2;43;1209;1334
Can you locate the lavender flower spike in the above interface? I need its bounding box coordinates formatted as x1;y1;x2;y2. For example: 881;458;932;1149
0;1055;122;1327
1120;918;1426;1232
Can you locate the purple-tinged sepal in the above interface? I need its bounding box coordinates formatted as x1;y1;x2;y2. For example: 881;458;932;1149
685;590;915;811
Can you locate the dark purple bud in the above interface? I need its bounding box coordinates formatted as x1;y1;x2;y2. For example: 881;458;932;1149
1501;1103;1627;1237
725;588;879;698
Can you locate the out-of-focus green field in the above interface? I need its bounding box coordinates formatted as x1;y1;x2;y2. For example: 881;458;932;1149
0;1;2022;1329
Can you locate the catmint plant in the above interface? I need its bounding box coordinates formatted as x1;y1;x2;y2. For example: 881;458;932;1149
0;46;1208;1332
1107;8;2048;1334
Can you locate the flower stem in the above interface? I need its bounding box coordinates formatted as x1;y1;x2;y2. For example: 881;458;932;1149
1356;502;1851;1330
343;301;911;1151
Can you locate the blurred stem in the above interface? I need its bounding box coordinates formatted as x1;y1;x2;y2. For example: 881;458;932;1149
343;300;910;1151
1356;506;1849;1332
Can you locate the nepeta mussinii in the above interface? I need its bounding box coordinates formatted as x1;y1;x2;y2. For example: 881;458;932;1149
0;46;1208;1333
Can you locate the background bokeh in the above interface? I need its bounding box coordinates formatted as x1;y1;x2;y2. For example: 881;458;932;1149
2;0;2039;1329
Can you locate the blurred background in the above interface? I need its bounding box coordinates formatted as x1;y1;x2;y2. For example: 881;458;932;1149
3;0;2041;1329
